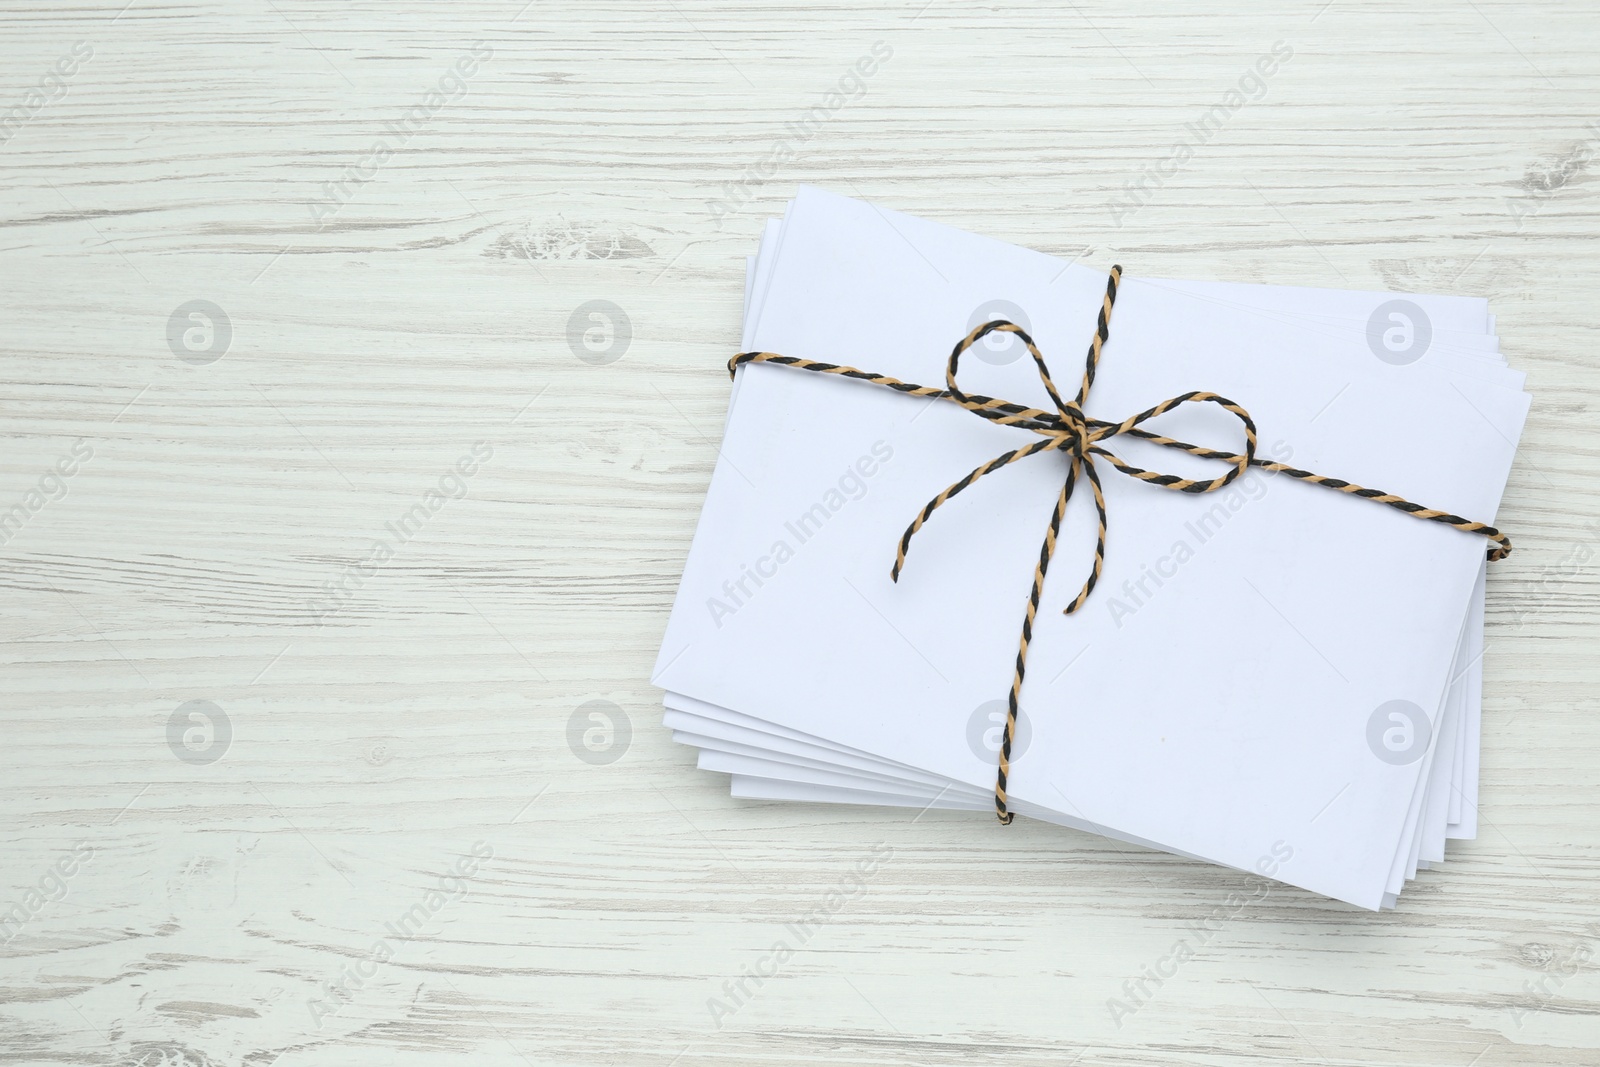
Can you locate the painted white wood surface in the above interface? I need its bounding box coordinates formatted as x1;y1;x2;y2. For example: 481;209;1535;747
2;2;1597;1064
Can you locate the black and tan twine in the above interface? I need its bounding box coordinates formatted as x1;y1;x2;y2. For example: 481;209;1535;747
728;266;1512;824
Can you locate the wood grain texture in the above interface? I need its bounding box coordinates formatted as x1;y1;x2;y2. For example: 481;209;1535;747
2;1;1597;1064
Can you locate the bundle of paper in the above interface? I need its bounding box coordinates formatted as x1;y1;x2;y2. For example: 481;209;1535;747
653;188;1527;909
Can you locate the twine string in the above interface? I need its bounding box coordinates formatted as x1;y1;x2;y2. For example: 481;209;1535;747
727;266;1511;823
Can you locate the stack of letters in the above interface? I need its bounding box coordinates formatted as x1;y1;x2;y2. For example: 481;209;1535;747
653;188;1527;909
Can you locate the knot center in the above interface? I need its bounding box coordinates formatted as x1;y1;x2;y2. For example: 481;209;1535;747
1054;402;1089;457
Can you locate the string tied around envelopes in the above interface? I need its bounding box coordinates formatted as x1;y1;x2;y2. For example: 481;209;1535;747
728;265;1512;825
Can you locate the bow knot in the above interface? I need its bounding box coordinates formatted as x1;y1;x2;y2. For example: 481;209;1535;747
897;279;1261;618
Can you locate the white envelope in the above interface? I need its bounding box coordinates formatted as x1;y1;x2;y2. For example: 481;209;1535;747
656;189;1527;908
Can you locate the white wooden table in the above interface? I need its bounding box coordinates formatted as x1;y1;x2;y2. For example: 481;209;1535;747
4;2;1598;1064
